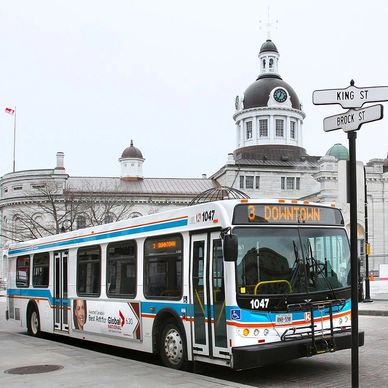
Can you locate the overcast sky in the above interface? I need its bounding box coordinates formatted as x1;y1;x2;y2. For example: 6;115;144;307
0;0;387;179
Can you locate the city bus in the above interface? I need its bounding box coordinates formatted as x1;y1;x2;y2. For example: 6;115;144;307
5;199;364;370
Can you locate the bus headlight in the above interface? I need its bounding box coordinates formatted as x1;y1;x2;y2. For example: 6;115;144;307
254;329;260;336
243;328;250;336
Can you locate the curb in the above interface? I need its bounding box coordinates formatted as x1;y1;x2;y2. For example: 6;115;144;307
359;310;388;317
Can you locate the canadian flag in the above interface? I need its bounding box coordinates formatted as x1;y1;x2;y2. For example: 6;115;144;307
5;107;15;115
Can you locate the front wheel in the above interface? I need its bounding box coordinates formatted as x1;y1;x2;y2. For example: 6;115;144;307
27;307;40;337
159;320;188;370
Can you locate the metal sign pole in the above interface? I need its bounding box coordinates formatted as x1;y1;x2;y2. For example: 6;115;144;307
348;130;359;388
313;79;388;388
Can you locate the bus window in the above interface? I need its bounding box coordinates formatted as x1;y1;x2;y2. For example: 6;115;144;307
144;234;183;299
16;255;30;288
299;229;350;291
32;252;50;288
107;240;137;298
77;245;101;297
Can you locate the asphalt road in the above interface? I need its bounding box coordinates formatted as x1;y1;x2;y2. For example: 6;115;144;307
195;315;388;387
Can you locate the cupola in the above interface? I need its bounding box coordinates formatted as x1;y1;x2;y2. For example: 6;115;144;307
233;38;305;152
326;143;349;161
119;140;145;180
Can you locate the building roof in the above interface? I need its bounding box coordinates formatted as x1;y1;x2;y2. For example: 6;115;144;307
234;145;320;164
259;39;278;53
66;177;218;196
232;159;319;168
121;140;143;159
243;76;301;110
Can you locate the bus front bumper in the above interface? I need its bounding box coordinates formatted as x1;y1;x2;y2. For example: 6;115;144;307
231;330;364;370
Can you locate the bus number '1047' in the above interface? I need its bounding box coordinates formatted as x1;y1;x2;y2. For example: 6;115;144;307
202;210;215;222
250;298;269;309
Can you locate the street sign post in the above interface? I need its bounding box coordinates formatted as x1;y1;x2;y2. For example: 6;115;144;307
323;104;383;132
312;80;388;388
313;84;388;108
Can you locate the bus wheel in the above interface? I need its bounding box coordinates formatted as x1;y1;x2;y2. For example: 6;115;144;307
27;306;40;337
159;320;187;370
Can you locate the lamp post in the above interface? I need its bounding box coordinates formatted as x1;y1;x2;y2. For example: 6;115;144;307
363;166;373;302
61;220;72;233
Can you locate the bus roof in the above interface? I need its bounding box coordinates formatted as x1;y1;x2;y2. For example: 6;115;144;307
6;199;338;257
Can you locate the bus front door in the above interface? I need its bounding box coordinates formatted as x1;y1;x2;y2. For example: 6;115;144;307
190;232;228;360
53;250;69;332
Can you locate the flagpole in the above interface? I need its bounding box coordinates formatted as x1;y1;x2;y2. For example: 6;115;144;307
13;106;16;172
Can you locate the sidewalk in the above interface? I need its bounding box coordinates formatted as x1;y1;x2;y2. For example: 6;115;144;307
358;278;388;316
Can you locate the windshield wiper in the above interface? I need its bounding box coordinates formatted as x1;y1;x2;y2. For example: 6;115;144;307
305;242;337;300
290;240;305;292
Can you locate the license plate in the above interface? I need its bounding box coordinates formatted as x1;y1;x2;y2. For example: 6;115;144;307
276;313;292;325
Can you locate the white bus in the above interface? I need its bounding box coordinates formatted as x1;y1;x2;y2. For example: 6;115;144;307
5;199;364;370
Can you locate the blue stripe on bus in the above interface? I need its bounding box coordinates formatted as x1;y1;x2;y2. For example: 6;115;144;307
9;218;188;255
141;301;189;317
7;288;56;306
226;299;351;322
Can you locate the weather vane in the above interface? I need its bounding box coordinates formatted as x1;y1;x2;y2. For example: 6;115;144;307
259;6;278;39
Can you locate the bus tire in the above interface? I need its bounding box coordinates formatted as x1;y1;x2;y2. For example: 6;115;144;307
159;319;188;370
27;306;40;337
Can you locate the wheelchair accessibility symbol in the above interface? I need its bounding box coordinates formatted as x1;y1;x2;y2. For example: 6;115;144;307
231;309;241;320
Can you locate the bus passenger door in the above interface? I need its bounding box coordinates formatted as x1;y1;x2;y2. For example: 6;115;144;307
190;234;209;356
190;232;228;360
53;250;69;332
208;232;228;358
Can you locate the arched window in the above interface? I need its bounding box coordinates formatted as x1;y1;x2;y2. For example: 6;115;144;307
269;58;274;69
76;215;87;229
104;213;115;224
12;215;21;240
33;213;43;225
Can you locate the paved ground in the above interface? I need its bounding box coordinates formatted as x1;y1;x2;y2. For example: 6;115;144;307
0;279;387;387
0;299;250;388
359;278;388;316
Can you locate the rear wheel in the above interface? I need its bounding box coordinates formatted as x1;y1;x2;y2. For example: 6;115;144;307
27;306;40;337
159;320;188;370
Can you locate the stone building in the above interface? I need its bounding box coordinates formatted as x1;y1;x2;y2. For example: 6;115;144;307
1;37;388;282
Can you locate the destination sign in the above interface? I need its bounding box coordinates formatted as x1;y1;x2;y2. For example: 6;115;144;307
323;104;383;132
145;235;182;255
233;204;344;225
313;84;388;109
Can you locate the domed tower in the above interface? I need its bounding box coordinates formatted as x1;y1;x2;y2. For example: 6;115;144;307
119;140;145;180
326;143;349;161
233;39;306;161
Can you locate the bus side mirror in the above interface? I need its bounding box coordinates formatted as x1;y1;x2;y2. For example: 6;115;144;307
224;234;238;262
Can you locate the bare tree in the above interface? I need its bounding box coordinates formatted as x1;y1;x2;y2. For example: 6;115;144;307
70;180;135;227
1;179;134;243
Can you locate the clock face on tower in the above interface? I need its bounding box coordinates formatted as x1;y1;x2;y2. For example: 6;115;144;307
274;88;287;103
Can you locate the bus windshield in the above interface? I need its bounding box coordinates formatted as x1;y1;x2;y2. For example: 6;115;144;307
235;227;350;296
